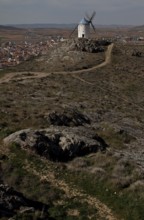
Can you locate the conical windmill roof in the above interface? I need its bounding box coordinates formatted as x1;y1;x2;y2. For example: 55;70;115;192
79;18;89;25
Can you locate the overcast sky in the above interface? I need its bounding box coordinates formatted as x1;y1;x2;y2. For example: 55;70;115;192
0;0;144;25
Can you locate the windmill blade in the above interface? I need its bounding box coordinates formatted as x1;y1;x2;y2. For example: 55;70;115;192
90;11;96;22
90;21;96;32
85;12;90;21
69;24;78;37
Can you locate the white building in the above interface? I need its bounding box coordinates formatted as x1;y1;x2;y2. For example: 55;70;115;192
78;18;90;39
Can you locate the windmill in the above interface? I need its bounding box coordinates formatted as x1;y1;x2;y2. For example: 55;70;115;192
70;11;96;38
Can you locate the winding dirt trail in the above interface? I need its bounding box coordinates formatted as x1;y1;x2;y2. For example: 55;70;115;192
0;43;114;84
25;164;118;220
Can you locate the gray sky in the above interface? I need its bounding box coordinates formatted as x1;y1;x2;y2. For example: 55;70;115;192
0;0;144;25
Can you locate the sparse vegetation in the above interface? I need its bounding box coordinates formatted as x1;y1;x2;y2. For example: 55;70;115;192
0;28;144;219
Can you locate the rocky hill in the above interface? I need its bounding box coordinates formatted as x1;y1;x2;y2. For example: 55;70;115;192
0;41;144;219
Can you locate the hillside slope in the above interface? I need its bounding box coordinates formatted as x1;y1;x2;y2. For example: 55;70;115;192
0;42;144;220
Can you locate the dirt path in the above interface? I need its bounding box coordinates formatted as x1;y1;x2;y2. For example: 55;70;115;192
0;44;114;84
25;164;118;220
72;43;114;73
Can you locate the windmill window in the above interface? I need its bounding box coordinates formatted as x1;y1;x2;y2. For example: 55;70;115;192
82;34;85;38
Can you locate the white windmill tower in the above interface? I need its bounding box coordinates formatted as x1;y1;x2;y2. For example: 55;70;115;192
70;11;96;38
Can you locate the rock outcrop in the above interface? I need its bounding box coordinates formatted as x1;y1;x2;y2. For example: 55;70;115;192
48;109;91;126
67;38;111;53
0;184;49;218
4;127;108;162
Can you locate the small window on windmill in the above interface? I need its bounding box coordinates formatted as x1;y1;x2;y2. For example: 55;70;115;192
82;34;85;38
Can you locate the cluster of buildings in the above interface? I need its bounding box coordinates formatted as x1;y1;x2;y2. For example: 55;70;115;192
0;39;59;69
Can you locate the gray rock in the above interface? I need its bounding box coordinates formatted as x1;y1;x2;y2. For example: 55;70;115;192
4;127;108;162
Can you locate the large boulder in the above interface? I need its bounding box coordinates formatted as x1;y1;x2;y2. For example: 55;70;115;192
4;127;108;162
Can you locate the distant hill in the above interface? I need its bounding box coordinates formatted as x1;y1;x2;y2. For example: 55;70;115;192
6;23;134;29
7;24;75;29
0;25;20;30
132;25;144;30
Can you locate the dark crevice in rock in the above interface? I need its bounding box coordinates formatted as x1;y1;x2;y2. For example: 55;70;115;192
19;132;27;141
34;132;62;161
93;134;108;151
